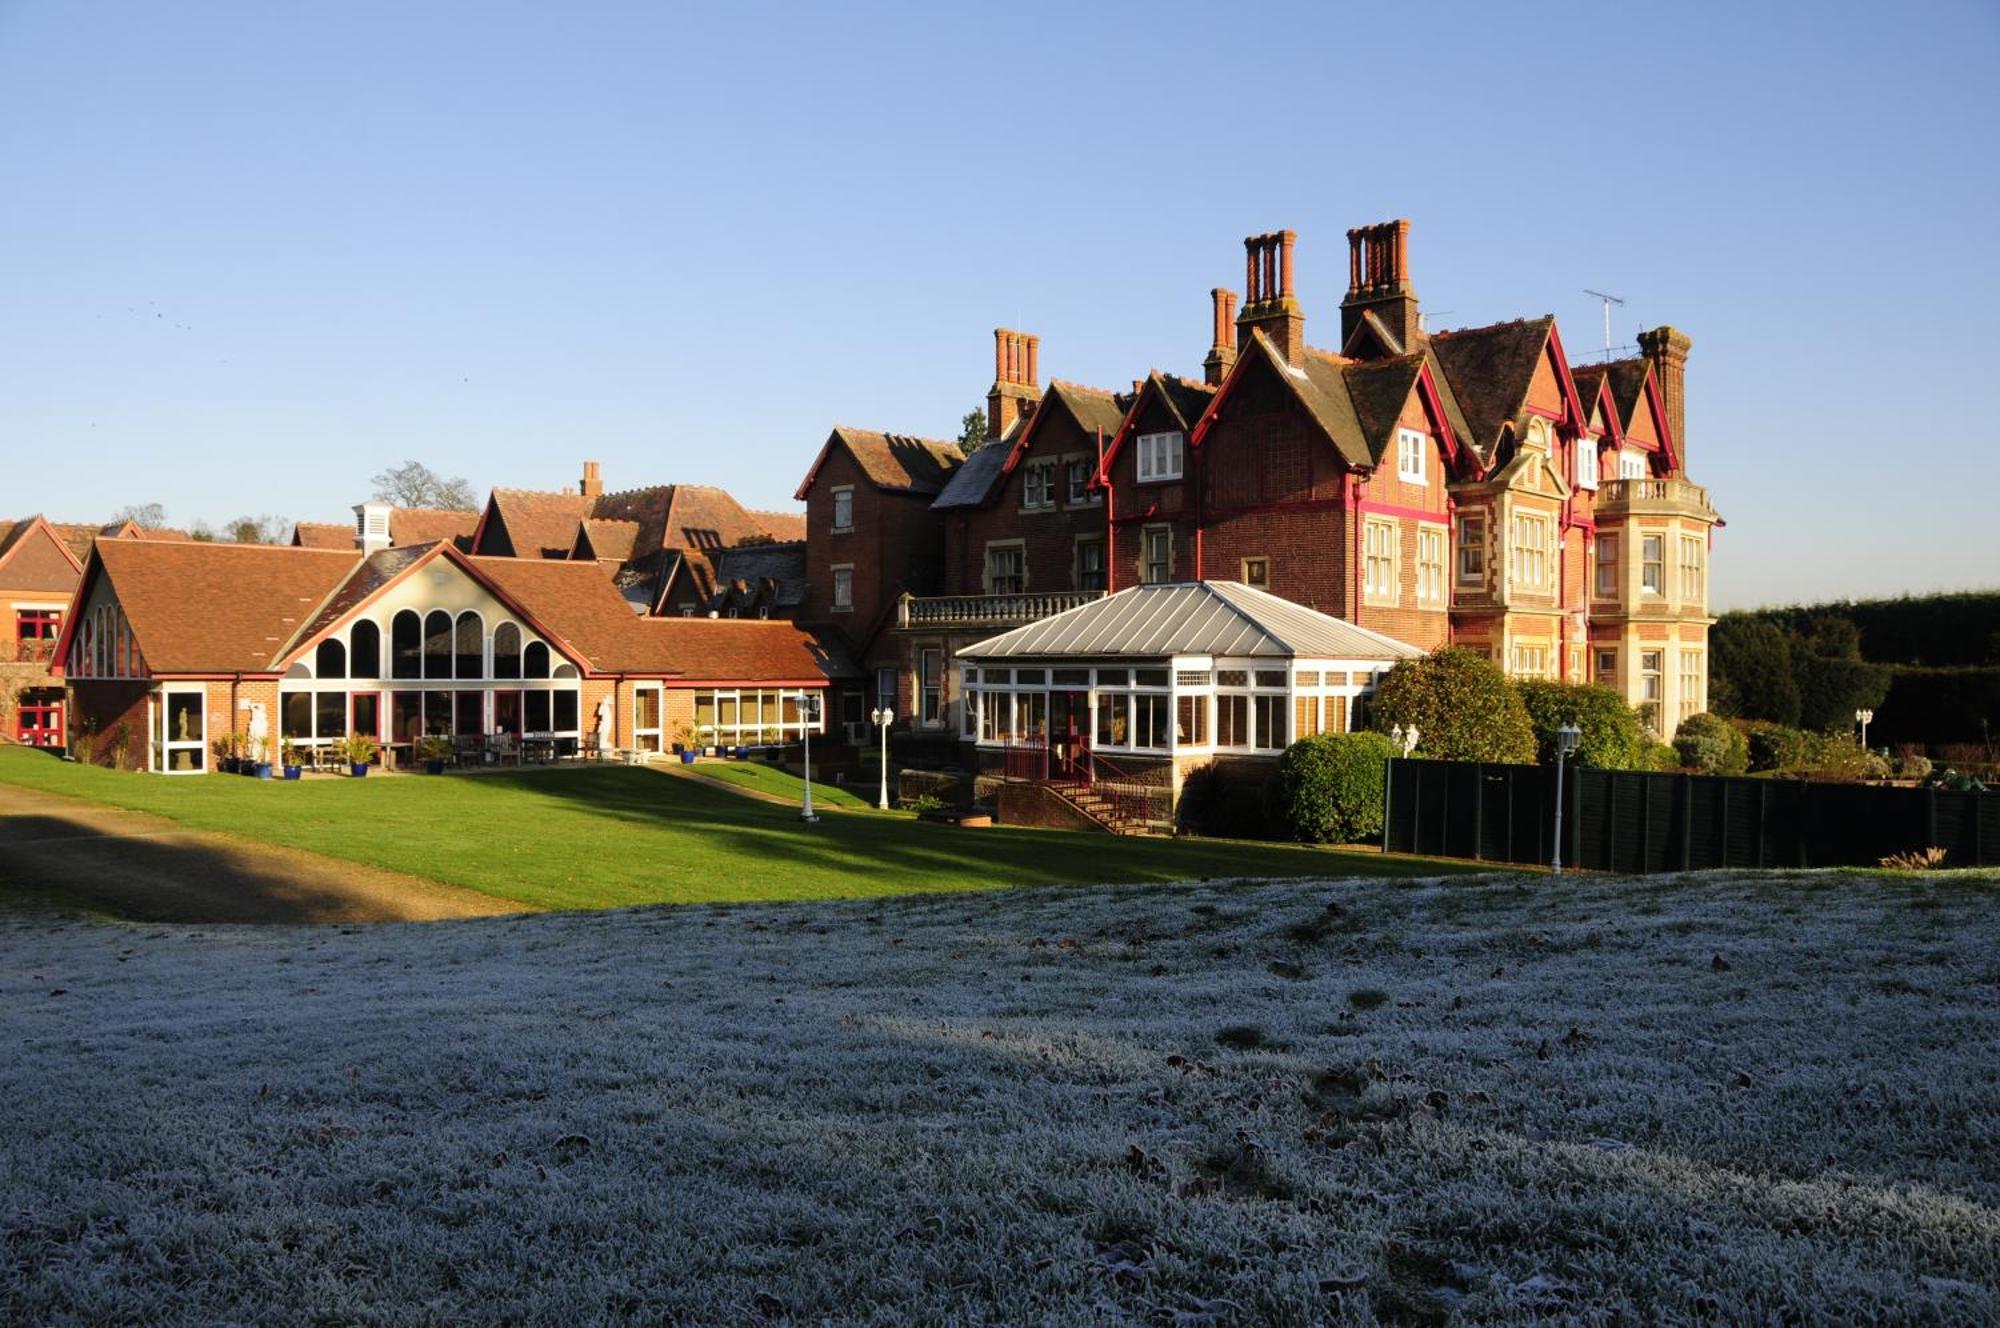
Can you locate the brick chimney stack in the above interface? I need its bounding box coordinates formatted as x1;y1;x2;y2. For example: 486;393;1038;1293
1338;218;1420;356
580;460;603;499
1636;326;1692;472
1235;230;1304;365
986;328;1041;443
1203;288;1239;385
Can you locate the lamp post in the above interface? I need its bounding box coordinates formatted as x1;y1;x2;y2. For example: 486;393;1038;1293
799;691;822;823
1551;723;1582;876
869;706;895;810
1855;708;1874;750
1391;723;1420;757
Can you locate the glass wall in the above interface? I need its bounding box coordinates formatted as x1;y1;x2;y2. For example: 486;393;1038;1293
690;688;824;746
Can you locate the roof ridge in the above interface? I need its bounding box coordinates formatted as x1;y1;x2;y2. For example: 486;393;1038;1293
1049;378;1117;398
1430;313;1556;339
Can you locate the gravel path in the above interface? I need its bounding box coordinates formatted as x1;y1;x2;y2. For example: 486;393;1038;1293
0;783;519;923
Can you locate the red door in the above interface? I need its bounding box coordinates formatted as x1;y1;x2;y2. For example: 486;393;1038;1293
16;697;63;748
1051;691;1090;780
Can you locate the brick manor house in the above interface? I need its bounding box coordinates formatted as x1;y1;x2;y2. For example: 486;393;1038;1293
797;219;1718;758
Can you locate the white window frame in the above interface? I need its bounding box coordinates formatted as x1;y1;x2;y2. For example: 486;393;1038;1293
632;683;664;754
1136;431;1184;483
1363;517;1397;604
1141;526;1172;585
1619;448;1648;480
1455;512;1486;585
1508;511;1553;594
1595;533;1620;599
1396;428;1428;484
985;542;1026;595
1416;524;1446;608
1641;535;1664;596
1678;534;1705;604
831;564;853;611
830;485;854;533
1064;455;1098;506
1075;536;1106;592
1575;435;1599;490
1022;459;1057;510
1679;649;1704;723
154;684;208;774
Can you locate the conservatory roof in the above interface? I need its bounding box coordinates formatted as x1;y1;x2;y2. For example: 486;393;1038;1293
956;581;1423;663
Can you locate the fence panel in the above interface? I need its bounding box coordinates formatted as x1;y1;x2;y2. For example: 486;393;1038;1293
1386;758;1997;871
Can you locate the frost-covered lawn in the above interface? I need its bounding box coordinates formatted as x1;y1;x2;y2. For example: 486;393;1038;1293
4;871;1996;1325
0;747;1467;910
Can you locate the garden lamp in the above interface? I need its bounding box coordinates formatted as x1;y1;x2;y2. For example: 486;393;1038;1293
1552;723;1582;876
1855;708;1873;749
870;706;895;811
799;691;822;823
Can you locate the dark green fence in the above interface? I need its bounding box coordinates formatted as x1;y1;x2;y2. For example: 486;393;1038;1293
1384;759;1997;871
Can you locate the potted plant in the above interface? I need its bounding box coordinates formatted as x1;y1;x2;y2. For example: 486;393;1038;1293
673;721;699;764
280;740;303;781
340;732;377;777
214;734;237;774
418;734;454;774
697;724;717;758
245;734;274;779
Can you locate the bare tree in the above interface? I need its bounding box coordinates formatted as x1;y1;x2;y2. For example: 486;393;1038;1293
370;461;477;510
111;502;168;528
223;515;288;545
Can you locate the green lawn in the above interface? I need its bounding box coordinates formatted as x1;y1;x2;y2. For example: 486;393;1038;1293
679;757;875;810
0;747;1473;911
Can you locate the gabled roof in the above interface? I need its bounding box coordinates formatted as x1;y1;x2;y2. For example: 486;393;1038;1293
484;489;597;559
1099;371;1217;480
573;518;640;563
0;517;87;592
621;618;836;682
1001;381;1128;475
710;541;808;612
1192;333;1373;469
390;508;479;549
71;541;362;676
286;543;437;650
958;580;1423;662
291;520;353;550
931;441;1011;511
1600;357;1654;438
793;428;964;500
1428;316;1557;456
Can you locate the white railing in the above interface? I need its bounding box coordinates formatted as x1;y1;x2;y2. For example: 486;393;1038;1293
898;590;1102;629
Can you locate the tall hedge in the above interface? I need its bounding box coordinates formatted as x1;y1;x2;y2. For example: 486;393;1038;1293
1710;614;1801;725
1277;731;1396;844
1368;647;1536;763
1515;680;1650;769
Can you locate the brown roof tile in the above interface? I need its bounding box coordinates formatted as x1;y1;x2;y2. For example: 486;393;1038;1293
292;521;352;550
486;489;596;559
748;508;807;542
89;541;361;675
574;518;640;563
1429;316;1556;455
390;508;479;549
807;429;964;498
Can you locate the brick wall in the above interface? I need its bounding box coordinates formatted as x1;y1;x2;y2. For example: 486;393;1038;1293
948;404;1109;596
803;444;944;649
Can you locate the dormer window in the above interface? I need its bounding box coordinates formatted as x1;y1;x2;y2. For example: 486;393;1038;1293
1619;448;1647;480
1396;429;1427;483
1136;431;1183;483
1575;436;1599;490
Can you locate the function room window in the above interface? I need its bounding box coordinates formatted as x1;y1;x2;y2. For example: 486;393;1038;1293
1022;460;1056;509
1065;457;1097;506
1678;534;1706;603
1576;435;1599;489
1679;649;1704;722
831;486;854;532
1508;513;1552;593
1396;428;1427;483
1455;512;1485;584
1142;527;1172;585
986;544;1025;595
831;564;853;611
1136;431;1183;483
1619;448;1648;480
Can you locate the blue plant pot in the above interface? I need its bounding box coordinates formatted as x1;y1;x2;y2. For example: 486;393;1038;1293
680;751;697;765
254;763;274;780
282;765;302;781
350;763;369;778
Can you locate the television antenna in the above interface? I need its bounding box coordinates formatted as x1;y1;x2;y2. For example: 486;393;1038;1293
1583;289;1625;360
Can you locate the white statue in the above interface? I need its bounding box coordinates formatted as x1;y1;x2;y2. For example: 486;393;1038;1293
246;703;269;762
594;698;610;750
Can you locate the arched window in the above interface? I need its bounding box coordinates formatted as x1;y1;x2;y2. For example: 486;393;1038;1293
392;611;422;679
492;623;522;679
315;638;347;679
285;661;312;680
523;641;551;679
552;662;579;679
454;611;483;679
423;610;452;679
351;620;381;679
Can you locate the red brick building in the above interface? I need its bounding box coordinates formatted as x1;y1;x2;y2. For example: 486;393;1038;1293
801;219;1717;748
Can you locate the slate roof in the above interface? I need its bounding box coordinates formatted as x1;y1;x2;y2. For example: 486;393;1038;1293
957;581;1423;662
1428;316;1556;456
87;541;362;675
1046;381;1130;439
931;441;1011;511
710;541;808;613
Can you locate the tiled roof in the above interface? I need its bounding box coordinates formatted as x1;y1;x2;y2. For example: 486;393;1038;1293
748;508;807;542
1600;357;1653;435
958;580;1423;662
92;540;361;675
1047;381;1130;439
710;541;808;612
292;521;352;550
469;555;680;673
288;544;436;650
488;489;596;559
800;429;964;498
1429;316;1556;455
574;518;640;563
623;618;839;681
390;508;479;549
1341;354;1427;468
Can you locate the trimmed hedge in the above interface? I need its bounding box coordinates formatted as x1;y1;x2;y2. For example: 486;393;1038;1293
1516;680;1651;770
1875;666;2000;746
1276;731;1396;845
1673;713;1749;775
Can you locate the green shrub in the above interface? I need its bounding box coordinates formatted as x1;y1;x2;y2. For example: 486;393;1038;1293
1516;680;1650;769
1644;741;1683;772
1276;731;1396;844
1176;763;1278;839
1369;647;1536;764
1711;615;1802;725
1796;654;1893;733
1673;713;1749;775
1741;720;1810;773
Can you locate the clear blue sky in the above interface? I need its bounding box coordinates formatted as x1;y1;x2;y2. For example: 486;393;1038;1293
2;1;1994;609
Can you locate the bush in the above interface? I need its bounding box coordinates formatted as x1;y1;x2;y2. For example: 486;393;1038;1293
1796;654;1893;733
1891;748;1933;781
1276;731;1396;845
1516;680;1650;769
1711;615;1802;725
1741;720;1809;773
1176;763;1278;839
1644;742;1683;772
1673;713;1749;775
1369;647;1536;764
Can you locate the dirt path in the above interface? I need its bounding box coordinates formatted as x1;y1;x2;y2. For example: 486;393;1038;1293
0;784;521;923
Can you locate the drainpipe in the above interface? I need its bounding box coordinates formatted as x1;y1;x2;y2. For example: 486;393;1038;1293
1193;433;1204;581
1102;434;1116;593
1349;473;1364;620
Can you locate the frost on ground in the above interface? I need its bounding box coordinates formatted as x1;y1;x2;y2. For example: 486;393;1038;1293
2;871;1996;1326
